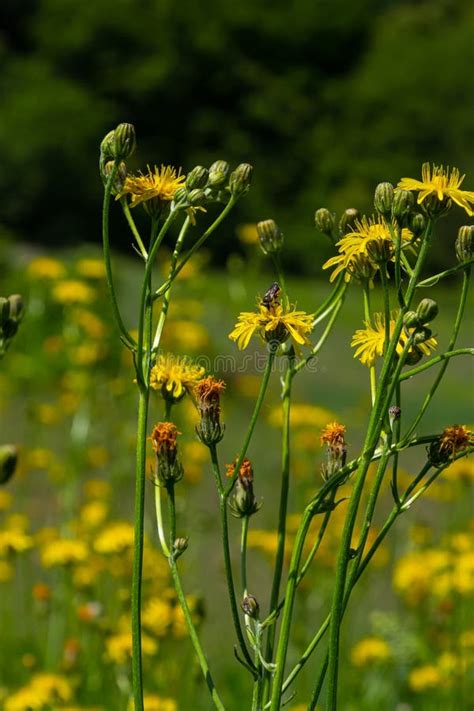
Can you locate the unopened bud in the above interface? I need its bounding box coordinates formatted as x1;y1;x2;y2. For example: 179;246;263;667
103;160;127;194
208;160;230;188
173;537;189;559
100;130;116;159
257;219;284;255
0;445;18;485
7;295;24;322
229;163;253;197
404;345;423;365
113;123;136;160
242;594;259;619
455;225;474;264
374;182;394;218
416;298;438;325
0;298;10;326
314;208;335;237
403;311;420;329
187;188;207;206
339;208;359;236
413;326;432;345
409;212;426;238
392;190;414;226
195;377;225;446
389;405;401;430
186;166;209;191
151;423;184;486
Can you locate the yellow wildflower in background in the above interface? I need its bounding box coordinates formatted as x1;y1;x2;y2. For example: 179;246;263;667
5;673;73;711
351;311;437;367
105;631;158;665
229;302;314;350
128;695;177;711
0;529;33;556
0;490;12;511
94;522;135;554
162;320;210;351
150;353;205;400
79;501;109;529
236;223;259;244
41;539;88;567
27;256;66;280
52;280;96;305
408;664;441;692
350;636;391;667
142;598;173;637
117;164;185;208
268;403;336;429
75;258;106;279
398;163;474;215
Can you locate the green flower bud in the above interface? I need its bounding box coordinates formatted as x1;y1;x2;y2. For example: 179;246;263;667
241;594;259;619
103;160;127;194
409;212;426;238
257;219;284;255
0;297;10;327
416;298;438;325
100;129;116;158
374;182;394;218
314;208;335;237
186;189;207;206
392;190;415;226
113;123;136;160
7;295;24;323
339;208;359;236
173;187;188;204
208;160;230;188
455;225;474;264
403;311;420;329
413;326;433;345
186;166;209;191
172;537;189;559
0;445;18;485
229;163;253;197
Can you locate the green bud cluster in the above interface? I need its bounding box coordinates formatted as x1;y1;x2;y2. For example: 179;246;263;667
99;123;136;184
0;294;25;358
173;160;252;212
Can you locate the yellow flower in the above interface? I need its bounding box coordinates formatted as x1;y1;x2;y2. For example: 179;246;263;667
71;309;107;338
84;479;111;500
128;695;177;711
350;636;391;667
398;163;474;216
444;456;474;484
0;560;13;582
0;490;12;511
408;664;441;692
117;164;185;208
351;311;437;367
150;353;205;400
41;539;88;567
0;529;33;556
268;403;336;429
94;522;135;554
27;256;66;280
5;673;73;711
79;501;109;529
229;302;314;350
323;216;412;283
51;280;96;305
105;631;158;665
236;223;259;244
75;258;106;279
142;598;174;636
162;320;210;351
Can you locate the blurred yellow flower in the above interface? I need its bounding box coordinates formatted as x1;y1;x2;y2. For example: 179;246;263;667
0;490;12;511
94;522;134;554
105;631;158;665
162;320;210;351
27;256;66;280
71;309;107;338
142;598;173;636
444;456;474;484
75;258;106;279
350;636;391;667
150;353;205;400
86;446;110;469
41;539;88;567
248;529;278;556
5;673;73;711
128;695;177;711
0;560;13;582
52;280;96;305
398;163;474;216
268;403;335;429
117;164;185;208
0;529;33;556
83;479;111;500
236;223;259;244
351;311;437;367
79;501;109;529
408;664;441;692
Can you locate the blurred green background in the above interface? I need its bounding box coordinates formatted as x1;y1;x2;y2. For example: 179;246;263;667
1;0;473;271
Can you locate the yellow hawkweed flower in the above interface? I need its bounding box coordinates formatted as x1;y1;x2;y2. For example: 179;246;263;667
229;302;314;350
398;163;474;216
5;673;73;711
350;636;391;667
323;216;412;283
268;403;336;429
94;522;135;554
150;353;205;400
351;311;437;367
41;539;88;567
142;598;174;637
117;164;185;208
51;280;96;305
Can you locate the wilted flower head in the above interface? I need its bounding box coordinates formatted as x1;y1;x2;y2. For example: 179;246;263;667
151;422;183;485
226;458;261;518
351;311;437;367
398;163;474;216
428;425;472;467
320;422;347;480
195;376;226;446
150;353;205;402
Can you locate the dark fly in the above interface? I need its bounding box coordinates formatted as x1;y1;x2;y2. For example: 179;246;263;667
261;282;281;308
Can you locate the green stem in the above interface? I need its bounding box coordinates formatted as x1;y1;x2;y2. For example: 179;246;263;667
295;286;347;374
402;267;471;443
131;388;149;711
399;348;474;381
363;284;376;405
390;383;401;505
154;484;170;558
102;161;136;349
241;516;249;595
416;258;474;287
121;199;148;259
379;266;391;356
312;274;345;323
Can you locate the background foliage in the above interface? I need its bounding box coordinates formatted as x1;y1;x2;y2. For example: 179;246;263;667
1;0;473;270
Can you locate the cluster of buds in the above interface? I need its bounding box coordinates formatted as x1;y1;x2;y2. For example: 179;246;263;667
257;219;284;256
455;225;473;264
320;422;347;481
0;294;24;358
402;298;438;364
314;207;361;241
173;160;253;211
0;445;18;485
427;425;472;468
151;422;183;486
227;458;261;518
99;122;136;191
194;376;226;446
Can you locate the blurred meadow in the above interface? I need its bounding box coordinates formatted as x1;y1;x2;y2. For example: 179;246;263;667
1;1;474;710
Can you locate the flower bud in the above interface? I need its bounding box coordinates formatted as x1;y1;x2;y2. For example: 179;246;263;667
173;186;188;204
416;298;438;325
195;377;226;446
242;594;259;619
404;345;423;366
403;311;420;329
7;295;24;323
151;422;184;486
0;297;10;326
186;188;207;206
339;208;359;236
186;166;209;191
208;160;230;188
103;160;127;195
455;225;474;264
392;190;414;226
314;208;335;237
229;163;253;197
172;537;189;559
0;445;18;485
409;212;426;238
412;326;432;345
422;193;451;218
257;219;284;255
388;405;401;430
113;123;136;160
365;238;392;264
100;129;116;159
374;182;394;218
320;422;347;481
346;254;377;284
228;458;261;518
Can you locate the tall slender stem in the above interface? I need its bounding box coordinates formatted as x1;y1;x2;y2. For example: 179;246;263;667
363;284;376;405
